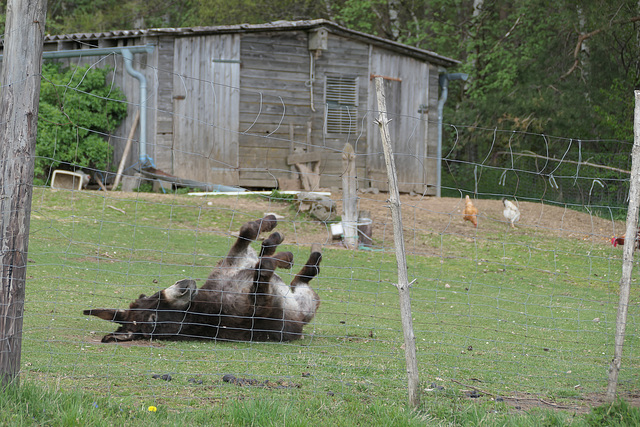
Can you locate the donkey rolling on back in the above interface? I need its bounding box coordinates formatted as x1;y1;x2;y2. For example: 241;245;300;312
84;215;321;343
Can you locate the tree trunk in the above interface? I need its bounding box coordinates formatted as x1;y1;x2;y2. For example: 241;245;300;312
0;0;48;387
388;0;401;40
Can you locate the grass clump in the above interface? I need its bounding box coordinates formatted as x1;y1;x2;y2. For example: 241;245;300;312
0;381;156;426
584;399;640;426
0;381;438;426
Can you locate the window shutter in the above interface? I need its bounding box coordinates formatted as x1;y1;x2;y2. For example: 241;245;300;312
325;76;358;134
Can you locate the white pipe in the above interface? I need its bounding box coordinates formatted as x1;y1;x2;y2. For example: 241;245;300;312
121;49;153;168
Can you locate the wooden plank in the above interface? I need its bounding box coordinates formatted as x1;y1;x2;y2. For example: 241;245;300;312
241;58;310;72
237;102;305;115
238;177;279;188
238;104;311;118
287;151;322;165
239;138;294;149
239;149;290;166
238;117;317;131
239;78;311;93
156;118;173;133
241;70;309;83
241;35;310;55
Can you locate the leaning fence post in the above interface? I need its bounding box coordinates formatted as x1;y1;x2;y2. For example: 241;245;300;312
0;0;48;387
606;90;640;401
341;143;358;249
374;77;420;407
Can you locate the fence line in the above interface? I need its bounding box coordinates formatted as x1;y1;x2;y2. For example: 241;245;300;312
0;36;637;411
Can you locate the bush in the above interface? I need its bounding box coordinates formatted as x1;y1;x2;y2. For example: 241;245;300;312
36;62;128;183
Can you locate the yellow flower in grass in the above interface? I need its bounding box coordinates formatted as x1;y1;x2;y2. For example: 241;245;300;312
148;406;157;412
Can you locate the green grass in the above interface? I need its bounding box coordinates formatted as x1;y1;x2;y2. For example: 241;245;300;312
2;381;639;426
12;187;640;424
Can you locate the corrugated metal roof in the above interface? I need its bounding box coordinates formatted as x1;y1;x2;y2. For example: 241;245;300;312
44;19;459;67
46;29;147;41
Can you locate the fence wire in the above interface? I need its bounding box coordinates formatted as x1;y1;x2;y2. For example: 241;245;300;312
7;46;640;411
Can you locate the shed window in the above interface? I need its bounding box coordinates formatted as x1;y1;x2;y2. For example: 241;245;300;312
324;76;358;134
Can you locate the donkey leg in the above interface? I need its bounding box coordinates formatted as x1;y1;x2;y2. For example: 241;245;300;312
268;251;294;269
259;231;284;257
250;252;293;312
250;257;277;313
222;215;278;266
290;251;322;290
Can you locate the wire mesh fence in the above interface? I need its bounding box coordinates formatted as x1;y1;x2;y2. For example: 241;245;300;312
2;42;639;413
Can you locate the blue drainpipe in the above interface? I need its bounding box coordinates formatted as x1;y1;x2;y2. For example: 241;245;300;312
121;49;154;168
437;72;468;197
2;44;156;169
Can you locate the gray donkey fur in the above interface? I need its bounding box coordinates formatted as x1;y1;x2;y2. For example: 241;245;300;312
84;215;321;342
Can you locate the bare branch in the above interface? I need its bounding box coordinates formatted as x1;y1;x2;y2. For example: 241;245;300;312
561;16;640;80
488;15;522;54
495;151;630;174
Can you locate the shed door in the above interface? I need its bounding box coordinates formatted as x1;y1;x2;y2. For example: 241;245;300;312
368;51;430;193
173;35;240;186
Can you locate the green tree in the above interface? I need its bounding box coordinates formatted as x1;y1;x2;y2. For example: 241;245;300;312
183;0;330;27
36;63;128;183
2;0;637;196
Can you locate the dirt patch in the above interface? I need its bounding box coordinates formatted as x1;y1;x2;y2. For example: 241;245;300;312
97;190;624;250
82;337;165;348
498;392;640;414
192;191;623;251
449;378;640;413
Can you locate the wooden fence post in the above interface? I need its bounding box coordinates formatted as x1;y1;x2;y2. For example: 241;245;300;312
0;0;48;387
374;77;420;407
112;109;140;191
341;143;358;249
605;90;640;401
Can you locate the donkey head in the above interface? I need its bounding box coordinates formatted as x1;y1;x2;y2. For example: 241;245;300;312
83;279;198;342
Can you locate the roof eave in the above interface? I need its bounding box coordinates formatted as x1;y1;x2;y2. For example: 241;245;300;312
44;19;460;68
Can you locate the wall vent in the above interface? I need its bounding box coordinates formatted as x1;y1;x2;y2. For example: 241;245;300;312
324;75;358;134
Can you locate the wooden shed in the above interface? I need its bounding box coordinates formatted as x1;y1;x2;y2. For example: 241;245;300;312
41;20;459;193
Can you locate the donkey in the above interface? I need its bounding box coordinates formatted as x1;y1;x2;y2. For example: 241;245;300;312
83;215;321;342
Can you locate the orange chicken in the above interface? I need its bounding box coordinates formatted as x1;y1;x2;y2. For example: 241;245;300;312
463;195;478;227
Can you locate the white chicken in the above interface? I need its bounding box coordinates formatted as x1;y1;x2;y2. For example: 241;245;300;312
502;198;520;228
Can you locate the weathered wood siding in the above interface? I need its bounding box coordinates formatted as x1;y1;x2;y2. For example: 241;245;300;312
172;34;240;185
237;31;372;189
106;37;159;175
237;31;313;188
426;63;440;192
368;48;432;194
36;25;447;193
311;33;369;189
153;36;176;174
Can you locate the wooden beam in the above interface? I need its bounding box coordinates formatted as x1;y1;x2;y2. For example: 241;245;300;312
286;151;322;165
0;0;48;387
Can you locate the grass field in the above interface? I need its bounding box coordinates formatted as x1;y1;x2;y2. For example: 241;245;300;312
10;187;640;424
